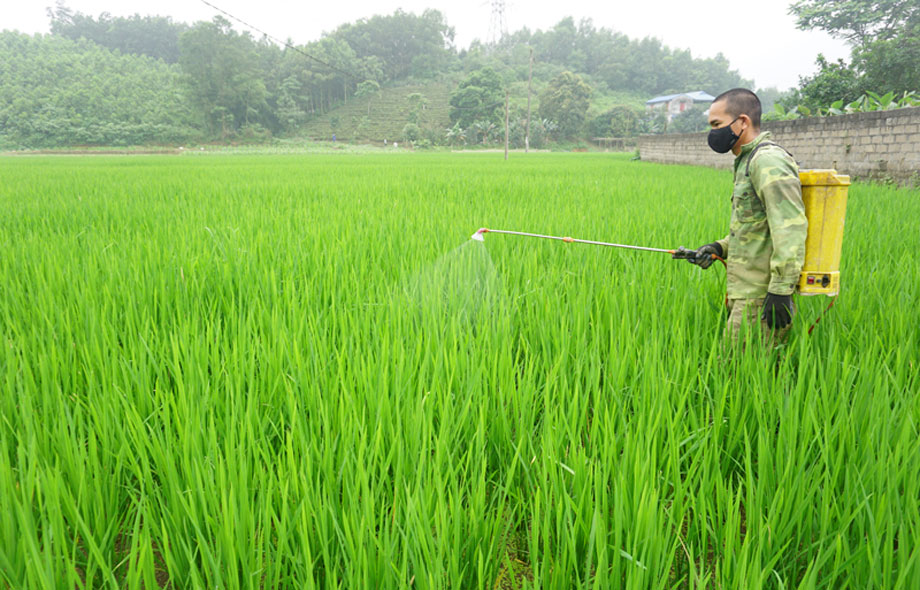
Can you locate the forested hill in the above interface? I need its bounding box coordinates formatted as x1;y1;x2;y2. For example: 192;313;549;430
1;6;752;149
0;32;197;148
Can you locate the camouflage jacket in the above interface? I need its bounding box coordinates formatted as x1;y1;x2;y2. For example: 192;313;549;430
715;131;807;299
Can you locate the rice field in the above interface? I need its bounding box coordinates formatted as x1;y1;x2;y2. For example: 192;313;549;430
1;152;918;589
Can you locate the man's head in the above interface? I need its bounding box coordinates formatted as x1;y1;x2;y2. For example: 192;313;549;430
707;89;761;155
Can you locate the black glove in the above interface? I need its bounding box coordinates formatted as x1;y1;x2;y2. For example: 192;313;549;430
761;293;793;329
689;242;723;269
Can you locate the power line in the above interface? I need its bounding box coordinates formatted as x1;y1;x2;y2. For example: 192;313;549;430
197;0;358;79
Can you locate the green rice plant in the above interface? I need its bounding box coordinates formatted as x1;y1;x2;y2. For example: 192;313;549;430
0;153;917;588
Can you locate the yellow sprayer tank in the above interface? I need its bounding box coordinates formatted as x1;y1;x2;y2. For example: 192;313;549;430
797;169;850;296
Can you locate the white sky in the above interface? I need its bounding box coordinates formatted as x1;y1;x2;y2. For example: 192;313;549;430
2;0;851;90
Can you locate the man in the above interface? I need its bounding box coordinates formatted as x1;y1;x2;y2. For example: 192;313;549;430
680;89;807;344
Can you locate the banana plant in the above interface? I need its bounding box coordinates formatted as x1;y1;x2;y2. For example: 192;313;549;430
764;103;802;121
774;91;920;120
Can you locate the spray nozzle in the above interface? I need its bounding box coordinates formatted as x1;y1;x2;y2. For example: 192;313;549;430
471;228;488;242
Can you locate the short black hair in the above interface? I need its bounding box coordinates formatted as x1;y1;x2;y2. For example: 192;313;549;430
713;88;762;128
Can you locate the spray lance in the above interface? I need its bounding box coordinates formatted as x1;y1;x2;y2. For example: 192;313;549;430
471;228;725;265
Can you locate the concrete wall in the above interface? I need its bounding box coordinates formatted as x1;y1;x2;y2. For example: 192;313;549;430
638;107;920;184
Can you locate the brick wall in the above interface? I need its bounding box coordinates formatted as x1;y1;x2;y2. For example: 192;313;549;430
638;107;920;184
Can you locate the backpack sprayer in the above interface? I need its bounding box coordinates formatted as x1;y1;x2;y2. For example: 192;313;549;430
472;169;850;333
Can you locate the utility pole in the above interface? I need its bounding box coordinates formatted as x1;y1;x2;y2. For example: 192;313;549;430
504;90;510;161
525;47;533;153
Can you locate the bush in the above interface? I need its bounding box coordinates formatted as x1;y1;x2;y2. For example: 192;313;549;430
667;105;709;134
588;105;642;138
402;123;420;143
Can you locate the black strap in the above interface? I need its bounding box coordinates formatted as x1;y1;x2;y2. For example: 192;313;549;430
743;141;797;204
745;141;795;177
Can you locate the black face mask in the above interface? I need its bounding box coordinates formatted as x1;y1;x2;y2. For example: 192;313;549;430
707;117;741;153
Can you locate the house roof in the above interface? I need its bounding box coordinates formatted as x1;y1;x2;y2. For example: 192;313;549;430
645;91;716;105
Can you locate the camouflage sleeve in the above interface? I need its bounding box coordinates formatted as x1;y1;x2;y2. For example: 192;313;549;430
750;148;808;295
716;233;730;257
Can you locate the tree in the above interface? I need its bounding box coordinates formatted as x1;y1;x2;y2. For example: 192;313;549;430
444;123;467;146
402;122;420;143
638;112;668;135
535;18;584;71
789;0;920;45
667;105;709;134
178;17;269;138
782;55;862;111
273;37;363;117
755;87;790;113
48;3;187;63
333;9;456;82
27;6;765;147
355;80;380;117
0;31;198;148
449;67;504;129
522;18;750;96
789;0;920;104
588;105;641;138
406;93;429;126
471;120;497;145
852;28;920;94
538;71;592;139
276;75;307;133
